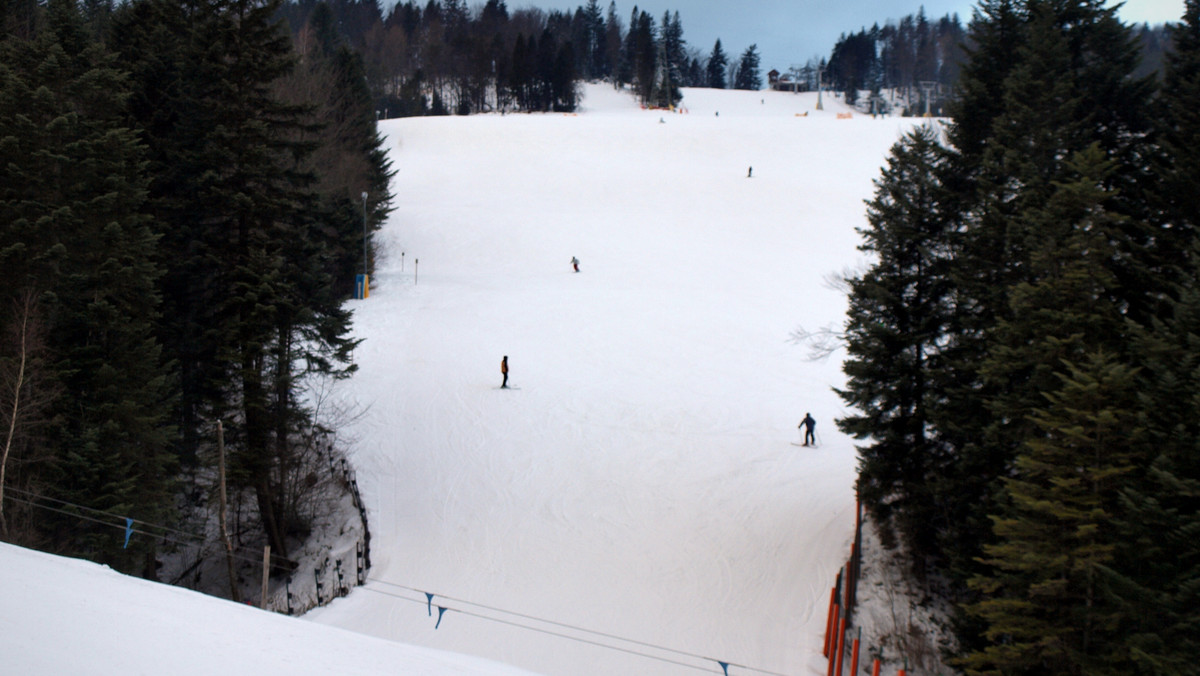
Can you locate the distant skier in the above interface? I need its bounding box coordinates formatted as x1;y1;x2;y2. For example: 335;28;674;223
501;356;509;389
571;256;580;273
799;413;816;446
747;166;753;178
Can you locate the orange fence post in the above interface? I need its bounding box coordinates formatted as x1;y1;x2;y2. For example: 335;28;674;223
871;658;880;676
849;628;861;676
823;586;837;657
847;544;857;615
826;605;839;676
834;615;848;676
843;560;853;620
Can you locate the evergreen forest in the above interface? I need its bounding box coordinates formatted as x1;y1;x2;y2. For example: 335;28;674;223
838;0;1200;672
0;0;393;579
4;0;1198;669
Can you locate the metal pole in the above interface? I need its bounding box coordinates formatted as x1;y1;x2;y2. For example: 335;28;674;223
816;64;825;110
361;192;368;277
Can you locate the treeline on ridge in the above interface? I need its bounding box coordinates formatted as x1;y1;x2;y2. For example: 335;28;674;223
277;0;767;115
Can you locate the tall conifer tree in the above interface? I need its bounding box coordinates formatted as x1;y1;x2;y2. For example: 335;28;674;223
113;0;362;566
0;0;173;574
838;125;956;561
706;38;727;89
927;0;1153;586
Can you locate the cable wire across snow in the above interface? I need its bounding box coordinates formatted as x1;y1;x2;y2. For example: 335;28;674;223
365;576;798;676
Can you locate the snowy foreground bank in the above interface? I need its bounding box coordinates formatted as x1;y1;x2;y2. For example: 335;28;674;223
0;541;538;675
0;85;931;675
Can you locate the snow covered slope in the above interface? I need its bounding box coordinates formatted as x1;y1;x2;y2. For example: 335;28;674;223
306;85;928;676
0;85;925;676
0;541;539;675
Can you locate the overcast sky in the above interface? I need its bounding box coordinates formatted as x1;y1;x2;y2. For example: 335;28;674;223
513;0;1186;73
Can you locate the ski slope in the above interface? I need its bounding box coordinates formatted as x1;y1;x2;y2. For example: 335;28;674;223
305;85;929;676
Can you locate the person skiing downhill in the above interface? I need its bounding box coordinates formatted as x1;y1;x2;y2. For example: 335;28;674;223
501;356;509;389
799;413;816;446
571;256;579;273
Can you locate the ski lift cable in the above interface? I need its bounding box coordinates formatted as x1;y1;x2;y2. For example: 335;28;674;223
365;579;796;676
2;490;292;568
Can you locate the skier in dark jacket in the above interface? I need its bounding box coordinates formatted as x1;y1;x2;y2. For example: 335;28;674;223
501;356;509;389
799;413;816;446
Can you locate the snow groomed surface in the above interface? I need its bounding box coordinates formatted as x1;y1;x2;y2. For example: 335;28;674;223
307;85;928;676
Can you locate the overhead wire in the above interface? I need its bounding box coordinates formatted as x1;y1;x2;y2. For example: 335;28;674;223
360;584;717;673
365;577;797;676
2;490;800;675
2;487;294;568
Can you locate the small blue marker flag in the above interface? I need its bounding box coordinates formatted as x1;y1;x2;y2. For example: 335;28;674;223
426;592;435;616
719;661;730;676
123;518;134;549
435;606;448;629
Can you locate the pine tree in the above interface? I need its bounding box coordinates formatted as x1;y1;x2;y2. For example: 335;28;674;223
603;1;622;84
943;0;1025;173
706;38;727;89
930;0;1155;588
658;10;683;105
1111;81;1200;666
281;10;395;292
113;0;364;567
964;351;1139;675
1149;0;1200;277
733;43;760;90
1126;9;1200;662
580;0;605;80
1112;283;1200;674
961;145;1140;674
0;0;174;574
625;9;656;103
1109;456;1200;676
837;125;956;560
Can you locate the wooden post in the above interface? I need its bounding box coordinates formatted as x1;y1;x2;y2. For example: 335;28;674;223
217;421;240;603
261;545;271;609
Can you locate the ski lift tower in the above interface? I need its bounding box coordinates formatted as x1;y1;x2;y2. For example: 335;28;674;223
816;63;825;111
919;80;940;117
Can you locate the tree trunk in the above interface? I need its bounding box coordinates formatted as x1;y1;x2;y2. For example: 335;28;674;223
1;292;34;538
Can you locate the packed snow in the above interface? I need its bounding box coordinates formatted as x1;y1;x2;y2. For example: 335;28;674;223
0;85;932;675
307;84;929;676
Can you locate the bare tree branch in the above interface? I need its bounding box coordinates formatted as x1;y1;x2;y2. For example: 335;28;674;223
789;324;846;361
